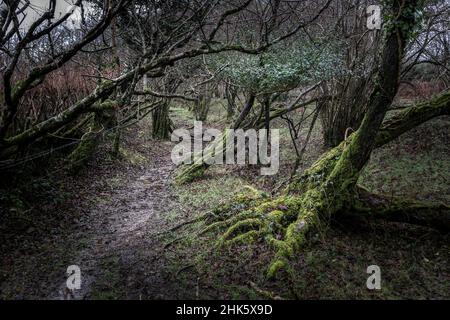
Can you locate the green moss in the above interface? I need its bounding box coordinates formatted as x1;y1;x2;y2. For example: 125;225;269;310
266;259;286;279
288;141;344;193
120;147;146;166
200;121;388;279
267;236;294;257
267;210;284;222
175;163;208;184
220;218;263;243
285;219;308;251
67;134;97;173
226;230;261;246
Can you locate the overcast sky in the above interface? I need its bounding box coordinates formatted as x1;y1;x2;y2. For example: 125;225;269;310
21;0;83;29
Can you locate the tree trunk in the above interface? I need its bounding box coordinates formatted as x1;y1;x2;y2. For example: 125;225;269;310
175;93;256;183
151;75;181;140
202;0;443;279
151;102;172;140
194;95;211;121
225;84;237;119
66;112;103;173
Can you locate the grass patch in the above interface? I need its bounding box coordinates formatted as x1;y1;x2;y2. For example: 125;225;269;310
90;257;125;300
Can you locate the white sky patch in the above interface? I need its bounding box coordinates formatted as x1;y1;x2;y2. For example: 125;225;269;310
19;0;92;29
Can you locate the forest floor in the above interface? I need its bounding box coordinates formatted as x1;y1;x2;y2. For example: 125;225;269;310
0;101;449;299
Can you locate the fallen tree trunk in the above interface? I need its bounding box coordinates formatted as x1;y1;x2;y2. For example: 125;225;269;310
350;186;450;232
175;94;257;183
375;89;450;147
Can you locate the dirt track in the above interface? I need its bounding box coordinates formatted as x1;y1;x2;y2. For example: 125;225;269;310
51;150;176;299
0;138;191;299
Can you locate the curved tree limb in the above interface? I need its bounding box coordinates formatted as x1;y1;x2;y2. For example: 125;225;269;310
349;186;450;232
375;89;450;147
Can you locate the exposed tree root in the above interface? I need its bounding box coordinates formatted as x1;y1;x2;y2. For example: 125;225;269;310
195;131;356;278
201;130;449;278
195;0;447;282
201;183;333;278
248;281;284;300
204;180;449;279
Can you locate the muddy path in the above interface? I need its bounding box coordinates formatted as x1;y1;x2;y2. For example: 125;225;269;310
50;158;173;299
52;146;182;299
0;138;194;299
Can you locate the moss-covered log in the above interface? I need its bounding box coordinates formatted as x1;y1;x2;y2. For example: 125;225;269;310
1;98;117;157
350;186;450;232
375;89;450;147
175;95;256;183
175;130;230;184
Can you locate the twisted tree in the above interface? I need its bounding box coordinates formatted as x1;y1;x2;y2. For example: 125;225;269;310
175;38;344;183
199;0;450;278
1;0;321;167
